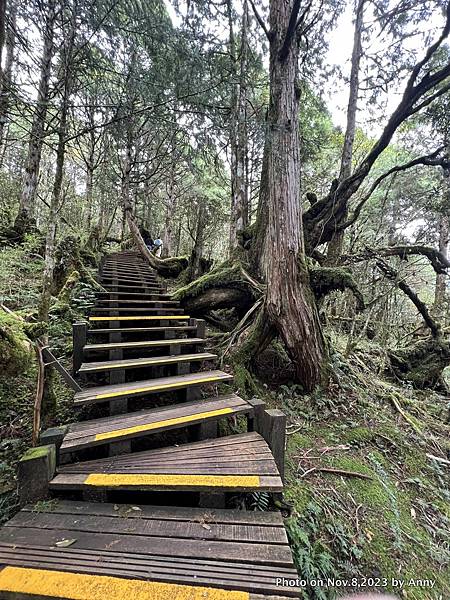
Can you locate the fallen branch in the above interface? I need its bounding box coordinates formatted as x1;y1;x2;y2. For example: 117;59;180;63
300;466;373;480
426;453;450;466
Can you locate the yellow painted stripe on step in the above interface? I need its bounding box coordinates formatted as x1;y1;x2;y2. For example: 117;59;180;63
95;375;229;399
0;567;249;600
89;315;189;321
85;355;206;371
84;474;261;488
95;407;233;441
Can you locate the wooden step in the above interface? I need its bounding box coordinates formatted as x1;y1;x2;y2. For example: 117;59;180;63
84;338;205;352
52;433;283;492
0;500;298;598
89;315;190;322
79;352;217;374
101;277;158;285
88;326;196;335
60;394;248;453
102;284;163;291
74;369;232;406
101;273;156;279
90;307;184;314
96;300;180;306
95;291;171;299
102;266;154;273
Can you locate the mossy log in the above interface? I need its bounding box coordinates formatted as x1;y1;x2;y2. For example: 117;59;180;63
0;312;34;375
173;262;257;314
389;338;450;389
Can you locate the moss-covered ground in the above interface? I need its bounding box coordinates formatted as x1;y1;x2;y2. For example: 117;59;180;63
0;237;96;523
237;333;449;600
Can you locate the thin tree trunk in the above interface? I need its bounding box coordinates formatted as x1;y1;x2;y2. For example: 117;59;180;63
16;0;56;227
433;212;449;317
162;160;176;257
260;0;327;390
188;202;206;280
0;0;16;154
326;0;364;264
228;0;249;253
39;0;76;324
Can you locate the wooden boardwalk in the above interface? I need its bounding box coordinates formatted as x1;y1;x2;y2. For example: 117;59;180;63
0;251;299;599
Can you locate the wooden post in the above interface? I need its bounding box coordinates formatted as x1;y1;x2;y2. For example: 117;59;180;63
259;409;286;480
18;445;56;504
72;322;87;374
246;397;265;432
40;426;68;464
192;318;206;338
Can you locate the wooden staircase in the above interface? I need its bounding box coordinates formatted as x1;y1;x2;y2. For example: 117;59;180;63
0;251;299;599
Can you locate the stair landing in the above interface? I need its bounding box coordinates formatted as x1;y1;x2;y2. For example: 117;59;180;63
0;500;298;598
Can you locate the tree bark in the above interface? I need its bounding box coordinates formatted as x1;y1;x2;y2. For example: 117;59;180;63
228;0;249;253
326;0;364;265
0;0;16;154
433;212;449;317
188;201;206;281
259;0;327;390
39;0;76;323
162;159;176;257
16;0;56;227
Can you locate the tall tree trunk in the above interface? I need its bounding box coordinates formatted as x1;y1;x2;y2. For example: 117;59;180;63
16;0;56;228
326;0;364;265
433;212;449;317
39;0;76;323
228;0;249;253
255;0;328;390
188;201;206;281
0;0;16;154
162;160;176;257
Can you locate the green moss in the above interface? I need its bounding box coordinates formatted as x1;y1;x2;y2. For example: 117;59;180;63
173;261;251;302
403;450;427;476
309;266;365;310
285;481;313;514
20;445;53;462
0;312;33;375
343;426;374;444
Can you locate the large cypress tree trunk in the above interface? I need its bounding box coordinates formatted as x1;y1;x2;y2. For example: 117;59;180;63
259;0;327;389
16;0;56;228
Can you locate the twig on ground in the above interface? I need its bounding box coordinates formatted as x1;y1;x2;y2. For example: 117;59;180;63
299;466;373;480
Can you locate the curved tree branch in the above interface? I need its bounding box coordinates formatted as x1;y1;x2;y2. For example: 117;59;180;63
303;1;450;251
342;244;450;274
376;259;441;338
341;147;450;230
